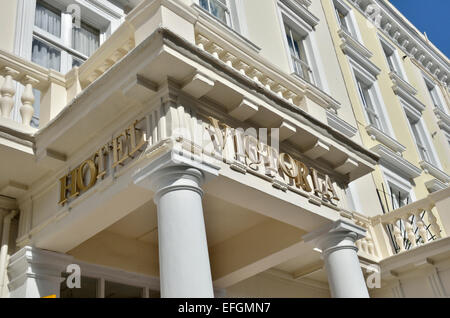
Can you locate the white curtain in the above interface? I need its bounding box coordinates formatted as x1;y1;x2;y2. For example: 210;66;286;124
35;1;61;37
31;38;61;71
72;24;100;57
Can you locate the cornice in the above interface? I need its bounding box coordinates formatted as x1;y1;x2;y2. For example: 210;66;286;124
280;0;319;28
347;0;449;87
419;161;450;184
425;179;448;193
370;143;422;179
326;110;358;138
434;108;450;134
338;29;381;77
389;71;417;96
365;124;406;154
393;84;426;114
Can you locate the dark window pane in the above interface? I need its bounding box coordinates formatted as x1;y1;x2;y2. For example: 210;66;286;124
105;281;143;298
60;276;98;298
35;1;61;37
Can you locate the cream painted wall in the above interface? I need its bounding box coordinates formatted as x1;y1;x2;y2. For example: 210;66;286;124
226;271;330;298
316;0;362;144
242;0;291;74
0;0;18;53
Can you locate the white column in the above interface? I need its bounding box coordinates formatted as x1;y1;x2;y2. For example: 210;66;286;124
8;246;69;298
304;220;369;298
150;166;214;298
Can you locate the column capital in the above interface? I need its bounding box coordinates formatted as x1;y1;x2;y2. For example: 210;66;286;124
303;219;366;255
133;149;220;202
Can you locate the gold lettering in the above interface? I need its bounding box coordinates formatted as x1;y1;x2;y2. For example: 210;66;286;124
323;175;339;201
278;153;298;179
258;143;278;177
128;119;147;157
77;160;98;191
112;132;129;168
310;168;322;197
295;161;312;192
59;169;79;205
93;144;110;180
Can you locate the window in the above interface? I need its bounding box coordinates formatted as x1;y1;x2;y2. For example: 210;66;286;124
199;0;230;25
407;116;435;165
356;79;382;129
333;0;360;40
425;79;445;111
388;183;411;209
285;24;314;84
33;0;100;73
60;275;98;298
379;37;406;79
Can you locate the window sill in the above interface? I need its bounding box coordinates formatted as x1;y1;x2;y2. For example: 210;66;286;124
419;160;450;184
192;3;261;54
366;124;406;154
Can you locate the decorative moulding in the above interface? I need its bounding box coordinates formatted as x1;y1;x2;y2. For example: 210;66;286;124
434;108;450;135
347;0;449;87
338;29;381;78
419;160;450;184
365;124;406;154
425;179;447;193
389;71;417;96
280;0;319;28
326;110;358;138
370;143;422;179
392;84;426;114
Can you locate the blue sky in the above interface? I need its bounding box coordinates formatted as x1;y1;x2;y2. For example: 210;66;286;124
390;0;450;57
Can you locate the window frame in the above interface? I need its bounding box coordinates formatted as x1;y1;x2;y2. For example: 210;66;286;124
402;101;442;169
379;35;408;81
350;60;395;137
423;74;448;114
13;0;125;127
381;166;416;211
277;1;329;92
195;0;248;37
331;0;363;43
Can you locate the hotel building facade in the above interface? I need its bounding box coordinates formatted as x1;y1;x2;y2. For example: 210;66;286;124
0;0;449;298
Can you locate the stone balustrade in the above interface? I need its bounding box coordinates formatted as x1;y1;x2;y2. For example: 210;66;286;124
194;32;341;113
371;187;450;256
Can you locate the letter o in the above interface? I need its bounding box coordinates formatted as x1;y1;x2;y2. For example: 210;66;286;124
77;160;98;191
278;153;298;179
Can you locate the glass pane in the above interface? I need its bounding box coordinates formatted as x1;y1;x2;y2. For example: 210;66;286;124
429;87;443;110
199;0;209;11
72;56;84;68
31;37;61;71
104;281;143;298
72;22;100;57
209;0;227;24
35;1;61;37
60;276;98;298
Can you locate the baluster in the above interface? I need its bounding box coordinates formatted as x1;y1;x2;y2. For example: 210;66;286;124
393;220;405;252
0;67;20;118
20;75;39;126
414;210;428;244
196;34;210;51
222;52;237;68
427;208;442;239
404;215;417;248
